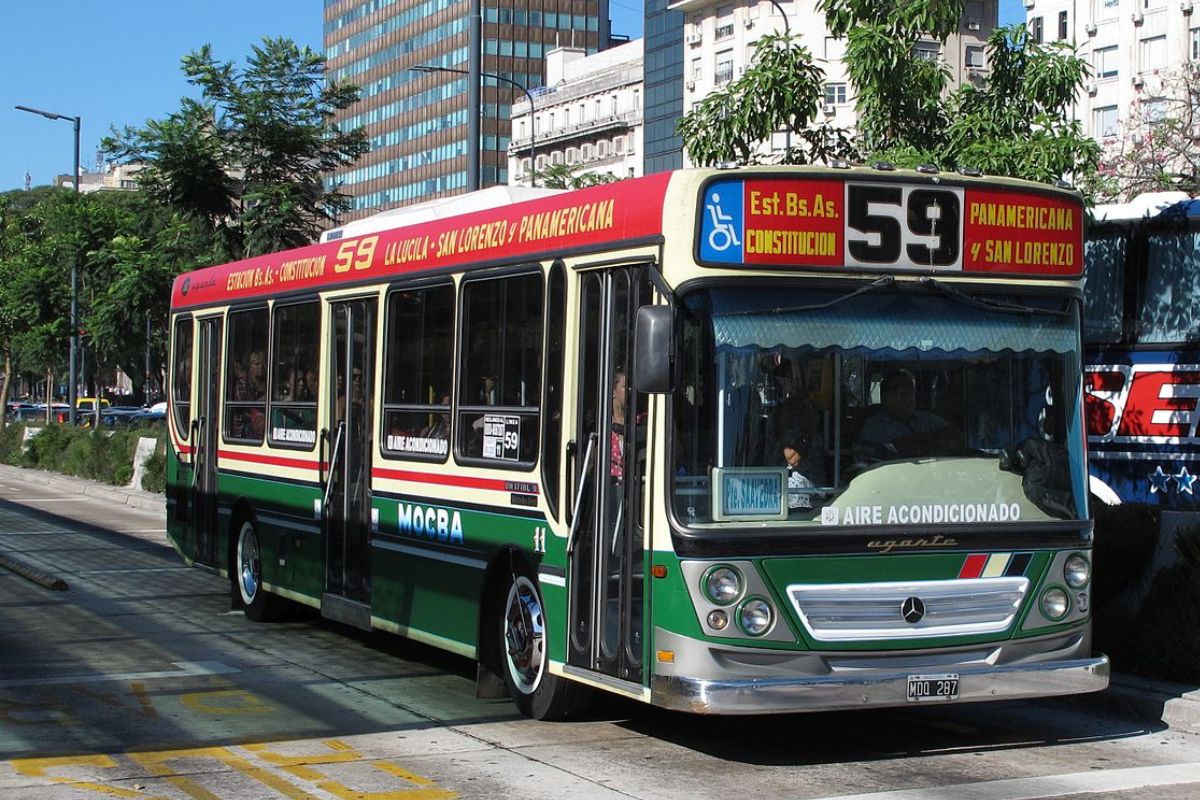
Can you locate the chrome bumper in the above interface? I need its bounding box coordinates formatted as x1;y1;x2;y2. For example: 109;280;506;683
653;655;1109;715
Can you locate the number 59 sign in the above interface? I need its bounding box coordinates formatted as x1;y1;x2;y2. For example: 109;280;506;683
698;176;1082;277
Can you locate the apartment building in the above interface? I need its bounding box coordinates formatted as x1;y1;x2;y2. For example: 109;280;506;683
508;41;644;186
324;0;611;217
1027;0;1199;143
666;0;998;163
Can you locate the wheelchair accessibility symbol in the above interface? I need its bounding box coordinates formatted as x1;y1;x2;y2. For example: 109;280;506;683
706;192;741;251
700;184;744;263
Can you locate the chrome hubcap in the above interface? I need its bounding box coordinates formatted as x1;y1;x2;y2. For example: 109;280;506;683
504;576;545;695
238;524;260;602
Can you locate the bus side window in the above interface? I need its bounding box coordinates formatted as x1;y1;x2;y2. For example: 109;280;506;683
381;284;455;461
268;301;320;450
457;272;544;465
224;307;269;444
172;317;193;439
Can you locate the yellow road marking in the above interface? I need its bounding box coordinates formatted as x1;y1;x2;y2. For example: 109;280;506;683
6;740;458;799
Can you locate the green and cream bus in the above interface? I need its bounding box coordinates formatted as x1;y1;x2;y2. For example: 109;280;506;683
166;165;1109;719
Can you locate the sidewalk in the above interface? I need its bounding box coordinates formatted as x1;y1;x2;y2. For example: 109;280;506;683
0;463;1195;734
0;463;164;512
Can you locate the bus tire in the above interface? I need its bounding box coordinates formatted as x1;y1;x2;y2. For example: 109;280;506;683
500;567;590;720
235;519;284;622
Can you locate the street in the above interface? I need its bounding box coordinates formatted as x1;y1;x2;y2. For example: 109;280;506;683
1;470;1198;800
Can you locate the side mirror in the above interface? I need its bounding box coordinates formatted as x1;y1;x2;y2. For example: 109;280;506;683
634;305;674;394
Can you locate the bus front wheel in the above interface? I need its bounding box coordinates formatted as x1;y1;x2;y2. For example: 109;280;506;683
500;568;590;720
235;520;284;622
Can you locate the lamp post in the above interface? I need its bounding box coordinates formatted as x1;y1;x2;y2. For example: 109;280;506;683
16;104;80;425
411;65;537;187
766;1;793;154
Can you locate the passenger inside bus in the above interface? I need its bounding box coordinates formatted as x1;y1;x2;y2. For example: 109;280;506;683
422;394;451;439
854;369;958;461
780;432;818;514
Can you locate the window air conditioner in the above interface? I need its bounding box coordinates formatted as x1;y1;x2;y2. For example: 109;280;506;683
1183;1;1194;13
823;105;836;115
686;80;696;91
1132;10;1143;23
1085;22;1097;35
1022;0;1034;8
744;17;753;27
968;20;980;30
1132;74;1144;87
1085;81;1097;94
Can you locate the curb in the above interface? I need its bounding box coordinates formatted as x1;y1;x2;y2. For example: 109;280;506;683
1101;674;1200;735
0;464;164;512
0;550;68;591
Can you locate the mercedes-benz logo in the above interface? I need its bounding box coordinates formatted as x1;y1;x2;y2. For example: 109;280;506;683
900;596;926;624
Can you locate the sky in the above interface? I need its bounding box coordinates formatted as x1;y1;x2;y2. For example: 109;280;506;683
2;0;1022;194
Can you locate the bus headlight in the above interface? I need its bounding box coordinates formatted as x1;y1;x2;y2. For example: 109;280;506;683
739;598;774;636
1063;554;1091;589
1041;588;1070;620
704;566;743;605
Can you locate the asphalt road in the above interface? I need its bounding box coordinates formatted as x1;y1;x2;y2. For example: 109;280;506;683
1;470;1198;800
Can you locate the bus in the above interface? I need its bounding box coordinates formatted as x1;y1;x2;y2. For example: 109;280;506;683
1083;192;1200;545
166;165;1109;719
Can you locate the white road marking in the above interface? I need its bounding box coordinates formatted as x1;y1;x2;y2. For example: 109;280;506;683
813;762;1200;800
76;567;191;574
0;660;238;688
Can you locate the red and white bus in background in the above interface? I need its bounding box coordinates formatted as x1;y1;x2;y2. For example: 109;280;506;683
1083;193;1200;530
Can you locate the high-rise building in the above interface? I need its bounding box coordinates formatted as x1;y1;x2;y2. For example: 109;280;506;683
643;0;686;174
324;0;611;218
1028;0;1198;146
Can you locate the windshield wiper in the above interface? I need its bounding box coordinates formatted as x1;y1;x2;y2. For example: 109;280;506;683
918;276;1070;317
723;275;896;316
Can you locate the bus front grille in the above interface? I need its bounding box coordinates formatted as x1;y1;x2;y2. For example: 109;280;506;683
787;577;1029;642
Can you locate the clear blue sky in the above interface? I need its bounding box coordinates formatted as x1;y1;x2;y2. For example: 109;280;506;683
2;0;1021;193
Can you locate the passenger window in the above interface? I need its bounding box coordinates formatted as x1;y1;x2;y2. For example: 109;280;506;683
172;317;193;438
382;284;455;461
224;307;269;443
268;302;320;449
458;272;544;464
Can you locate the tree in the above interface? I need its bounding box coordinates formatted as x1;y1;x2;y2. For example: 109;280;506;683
821;0;964;160
1090;65;1200;201
939;24;1099;184
104;37;369;257
678;4;1099;187
531;162;621;190
678;33;854;166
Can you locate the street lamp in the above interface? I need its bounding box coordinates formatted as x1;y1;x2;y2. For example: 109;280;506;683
766;1;793;154
16;104;80;425
411;65;537;188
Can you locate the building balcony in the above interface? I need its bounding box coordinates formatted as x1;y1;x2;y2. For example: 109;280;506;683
509;109;643;154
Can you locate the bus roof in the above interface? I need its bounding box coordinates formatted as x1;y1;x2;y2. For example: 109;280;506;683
319;184;567;243
1092;192;1198;223
171;172;673;311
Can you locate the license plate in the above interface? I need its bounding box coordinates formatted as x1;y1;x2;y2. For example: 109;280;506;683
906;673;959;702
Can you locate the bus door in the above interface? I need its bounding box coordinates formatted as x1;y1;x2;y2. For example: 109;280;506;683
192;316;222;568
568;266;653;683
322;298;376;629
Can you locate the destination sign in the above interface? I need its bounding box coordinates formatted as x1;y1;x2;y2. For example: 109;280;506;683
698;177;1083;277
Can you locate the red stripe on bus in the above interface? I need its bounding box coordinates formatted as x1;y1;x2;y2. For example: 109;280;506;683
372;467;532;493
958;553;988;579
218;449;321;471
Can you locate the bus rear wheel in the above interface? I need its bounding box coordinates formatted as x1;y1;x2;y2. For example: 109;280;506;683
500;568;590;720
235;520;284;622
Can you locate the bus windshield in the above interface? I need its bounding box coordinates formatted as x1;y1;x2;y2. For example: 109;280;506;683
671;285;1087;528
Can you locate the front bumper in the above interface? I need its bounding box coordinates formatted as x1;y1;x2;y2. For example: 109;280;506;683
650;627;1110;715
